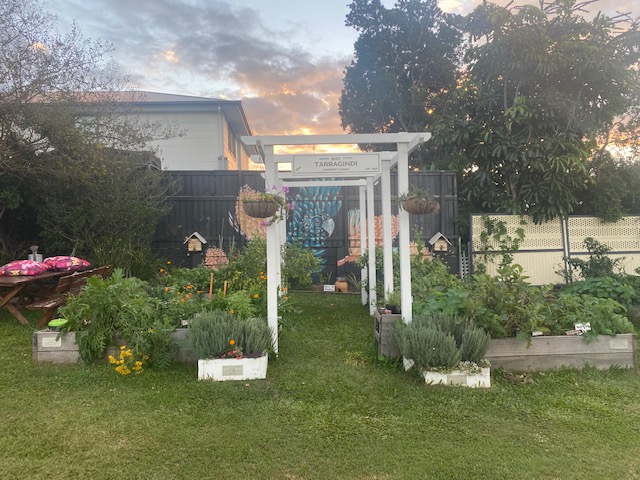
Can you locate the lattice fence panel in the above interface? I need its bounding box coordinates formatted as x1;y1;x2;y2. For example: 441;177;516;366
470;215;563;251
567;216;640;253
471;215;640;284
472;251;566;285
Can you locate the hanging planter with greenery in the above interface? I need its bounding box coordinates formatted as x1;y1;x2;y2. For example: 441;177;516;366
397;187;440;215
242;186;293;225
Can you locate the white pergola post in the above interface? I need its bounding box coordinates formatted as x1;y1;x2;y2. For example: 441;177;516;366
263;144;280;351
397;142;412;324
359;185;368;306
366;176;377;315
381;158;393;298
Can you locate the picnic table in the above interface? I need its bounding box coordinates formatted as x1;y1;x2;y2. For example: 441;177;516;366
0;271;67;325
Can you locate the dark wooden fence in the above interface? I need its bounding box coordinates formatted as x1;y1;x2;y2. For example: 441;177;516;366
153;170;459;278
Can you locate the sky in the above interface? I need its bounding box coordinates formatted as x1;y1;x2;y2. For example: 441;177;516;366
46;0;635;137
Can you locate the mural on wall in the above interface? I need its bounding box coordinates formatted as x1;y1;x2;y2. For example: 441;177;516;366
338;209;400;266
287;186;342;248
228;185;344;250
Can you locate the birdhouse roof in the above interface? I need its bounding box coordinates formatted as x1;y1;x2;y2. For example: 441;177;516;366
428;232;452;246
183;232;207;244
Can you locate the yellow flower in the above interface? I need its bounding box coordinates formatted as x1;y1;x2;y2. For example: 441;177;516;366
159;268;164;273
253;294;259;299
167;261;171;265
108;355;116;364
164;287;169;292
230;309;235;314
120;345;126;350
229;339;236;346
147;328;154;334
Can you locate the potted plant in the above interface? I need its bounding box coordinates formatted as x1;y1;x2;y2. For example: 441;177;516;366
242;185;293;225
395;312;491;387
188;310;272;381
384;289;402;314
396;187;440;215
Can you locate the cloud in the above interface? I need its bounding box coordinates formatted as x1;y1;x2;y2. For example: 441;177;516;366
51;0;354;135
50;0;637;139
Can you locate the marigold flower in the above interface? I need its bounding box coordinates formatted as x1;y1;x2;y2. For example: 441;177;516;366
181;298;186;303
159;268;164;273
120;345;126;350
229;339;236;346
167;261;171;265
164;287;169;292
253;294;259;299
230;309;234;314
108;355;116;364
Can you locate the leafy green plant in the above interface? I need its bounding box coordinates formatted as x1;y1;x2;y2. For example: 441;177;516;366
476;216;526;271
226;290;257;318
282;241;322;289
549;294;635;341
562;276;636;305
568;237;625;279
188;310;272;358
59;269;176;368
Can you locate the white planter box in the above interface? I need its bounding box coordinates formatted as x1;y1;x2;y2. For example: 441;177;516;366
423;367;491;388
197;355;268;381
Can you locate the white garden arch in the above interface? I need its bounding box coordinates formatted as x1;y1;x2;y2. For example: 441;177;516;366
241;133;431;352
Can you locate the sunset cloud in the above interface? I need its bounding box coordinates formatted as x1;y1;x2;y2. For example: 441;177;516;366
48;0;636;138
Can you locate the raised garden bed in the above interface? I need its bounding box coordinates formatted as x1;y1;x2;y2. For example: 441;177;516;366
486;334;637;371
33;329;198;364
373;309;401;358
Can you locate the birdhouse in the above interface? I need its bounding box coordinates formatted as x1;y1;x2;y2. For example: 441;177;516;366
428;232;452;252
184;232;207;253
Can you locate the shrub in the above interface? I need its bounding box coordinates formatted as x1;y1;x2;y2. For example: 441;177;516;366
568;237;624;279
188;310;272;358
395;313;490;370
59;269;176;368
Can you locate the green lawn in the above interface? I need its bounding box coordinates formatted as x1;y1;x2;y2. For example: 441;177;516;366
2;292;640;479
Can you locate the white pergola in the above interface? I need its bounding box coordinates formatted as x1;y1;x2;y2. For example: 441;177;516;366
241;133;431;353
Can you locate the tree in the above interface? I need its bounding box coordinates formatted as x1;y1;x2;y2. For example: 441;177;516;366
0;0;175;271
428;0;639;222
339;0;462;138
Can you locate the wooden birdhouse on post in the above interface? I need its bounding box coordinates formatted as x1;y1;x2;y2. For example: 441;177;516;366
184;232;207;267
428;232;452;253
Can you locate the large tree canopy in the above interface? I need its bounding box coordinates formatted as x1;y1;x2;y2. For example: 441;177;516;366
0;0;174;272
341;0;639;223
339;0;462;135
429;0;639;222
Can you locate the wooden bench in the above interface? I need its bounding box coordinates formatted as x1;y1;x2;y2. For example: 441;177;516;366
27;265;113;328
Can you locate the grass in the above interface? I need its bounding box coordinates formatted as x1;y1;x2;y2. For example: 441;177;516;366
2;292;640;479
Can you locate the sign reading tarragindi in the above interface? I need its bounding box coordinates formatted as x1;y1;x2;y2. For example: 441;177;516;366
292;154;381;176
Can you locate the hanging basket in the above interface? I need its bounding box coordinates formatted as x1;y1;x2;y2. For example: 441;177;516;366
243;200;279;219
401;196;440;215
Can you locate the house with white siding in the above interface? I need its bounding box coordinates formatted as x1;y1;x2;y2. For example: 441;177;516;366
113;91;256;171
